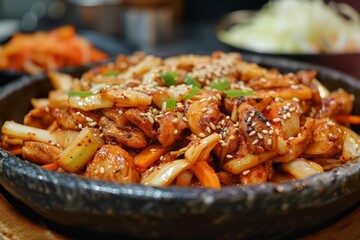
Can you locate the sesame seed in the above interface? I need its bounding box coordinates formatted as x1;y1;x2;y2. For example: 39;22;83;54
267;139;272;145
275;97;281;102
330;100;336;105
216;93;222;100
283;114;288;120
292;97;299;102
148;115;155;124
250;111;255;117
273;118;281;123
226;116;230;120
172;118;179;123
229;135;235;140
210;122;216;130
78;123;83;129
206;127;211;133
242;170;250;175
275;129;280;135
257;133;263;139
251;122;256;127
89;122;97;127
150;148;157;153
266;105;271;110
252;139;259;145
200;98;207;103
262;130;268;134
226;154;233;159
269;129;274;134
99;167;105;174
174;129;179;135
201;107;208;113
221;142;228;147
199;133;206;138
288;137;295;140
297;133;302;137
246;116;252;123
182;117;188;122
266;121;271;127
249;131;256;136
76;111;81;115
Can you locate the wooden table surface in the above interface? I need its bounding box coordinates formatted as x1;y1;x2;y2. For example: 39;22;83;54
0;186;359;240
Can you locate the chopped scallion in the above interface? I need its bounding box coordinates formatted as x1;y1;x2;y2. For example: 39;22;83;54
67;91;93;97
166;98;177;110
210;78;229;90
104;70;120;77
161;72;178;86
184;86;200;100
184;76;201;88
224;89;254;97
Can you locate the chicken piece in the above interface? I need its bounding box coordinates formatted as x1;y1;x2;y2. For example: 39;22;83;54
294;70;317;86
24;107;54;129
98;116;148;149
315;89;354;118
237;103;278;154
101;108;129;128
239;161;273;185
52;108;99;130
22;141;62;165
303;118;343;158
124;108;157;140
157;111;188;148
246;74;298;90
185;98;220;137
224;95;274;114
85;144;140;183
213;115;241;163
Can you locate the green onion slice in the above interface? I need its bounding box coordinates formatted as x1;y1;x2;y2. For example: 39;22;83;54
166;98;177;110
184;76;201;88
184;86;201;100
161;72;178;86
67;91;93;97
224;89;254;97
210;78;229;90
104;70;121;77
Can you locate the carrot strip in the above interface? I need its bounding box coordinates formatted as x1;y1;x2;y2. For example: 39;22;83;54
9;147;22;156
41;163;59;171
334;115;360;125
194;161;221;189
134;143;169;169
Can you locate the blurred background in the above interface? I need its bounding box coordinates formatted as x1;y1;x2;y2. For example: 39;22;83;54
0;0;268;53
1;0;360;76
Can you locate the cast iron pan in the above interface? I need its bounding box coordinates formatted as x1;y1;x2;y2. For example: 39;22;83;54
0;53;360;239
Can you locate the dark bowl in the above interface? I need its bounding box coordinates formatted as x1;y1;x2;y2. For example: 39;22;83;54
215;10;360;79
0;54;360;239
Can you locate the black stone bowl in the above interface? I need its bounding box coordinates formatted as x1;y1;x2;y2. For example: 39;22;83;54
215;10;360;79
0;54;360;239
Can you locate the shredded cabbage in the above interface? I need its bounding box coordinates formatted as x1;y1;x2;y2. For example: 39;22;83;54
219;0;360;54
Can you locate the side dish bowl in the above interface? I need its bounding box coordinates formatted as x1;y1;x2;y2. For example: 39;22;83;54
216;10;360;79
0;54;360;239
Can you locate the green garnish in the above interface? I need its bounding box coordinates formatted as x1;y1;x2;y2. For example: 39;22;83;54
210;78;229;90
166;98;177;110
224;89;254;97
184;86;201;100
184;76;201;88
161;72;178;86
67;91;93;97
104;70;121;77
